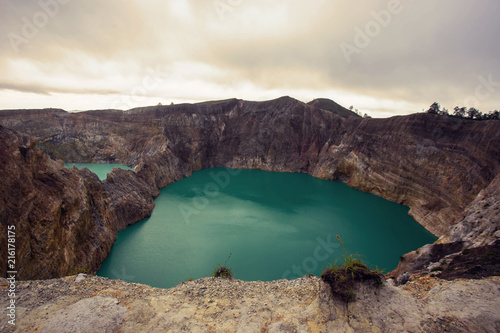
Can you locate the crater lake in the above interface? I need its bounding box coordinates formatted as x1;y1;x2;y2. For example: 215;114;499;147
97;168;436;288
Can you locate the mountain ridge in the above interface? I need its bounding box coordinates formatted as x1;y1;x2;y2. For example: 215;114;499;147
307;98;360;118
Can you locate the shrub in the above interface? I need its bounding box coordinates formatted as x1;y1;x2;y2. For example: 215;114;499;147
212;265;233;279
321;261;383;302
320;235;384;303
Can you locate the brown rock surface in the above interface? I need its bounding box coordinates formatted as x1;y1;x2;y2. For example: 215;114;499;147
1;275;499;332
0;125;156;279
387;173;500;281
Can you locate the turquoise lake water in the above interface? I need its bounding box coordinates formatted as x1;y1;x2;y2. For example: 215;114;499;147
64;163;134;180
96;167;436;288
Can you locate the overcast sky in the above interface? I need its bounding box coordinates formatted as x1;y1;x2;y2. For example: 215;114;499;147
0;0;499;117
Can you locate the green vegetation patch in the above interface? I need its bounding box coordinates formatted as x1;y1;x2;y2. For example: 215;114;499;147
212;265;233;279
320;236;384;303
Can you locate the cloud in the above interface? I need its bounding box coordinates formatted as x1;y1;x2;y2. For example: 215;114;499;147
0;81;50;95
0;0;499;116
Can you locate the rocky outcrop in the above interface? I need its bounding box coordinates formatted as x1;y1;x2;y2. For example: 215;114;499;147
438;173;500;247
1;274;499;332
0;97;499;280
387;173;500;282
0;125;156;280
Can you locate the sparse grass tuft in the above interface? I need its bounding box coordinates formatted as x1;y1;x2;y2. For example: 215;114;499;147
321;235;384;303
212;265;233;279
212;253;234;279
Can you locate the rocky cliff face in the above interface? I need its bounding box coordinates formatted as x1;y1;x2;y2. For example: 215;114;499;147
0;96;499;280
387;173;500;281
0;125;156;279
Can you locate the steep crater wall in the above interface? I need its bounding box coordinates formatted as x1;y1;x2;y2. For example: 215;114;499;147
1;97;499;279
0;126;157;279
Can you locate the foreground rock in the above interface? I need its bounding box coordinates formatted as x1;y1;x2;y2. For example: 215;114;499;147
1;275;499;332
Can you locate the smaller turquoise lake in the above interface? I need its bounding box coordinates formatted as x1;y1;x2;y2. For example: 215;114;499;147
64;163;134;180
96;167;436;288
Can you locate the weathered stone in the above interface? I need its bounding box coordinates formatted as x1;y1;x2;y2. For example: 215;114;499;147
0;275;499;332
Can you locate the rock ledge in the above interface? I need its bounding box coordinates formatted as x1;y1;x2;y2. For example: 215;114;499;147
1;275;499;332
